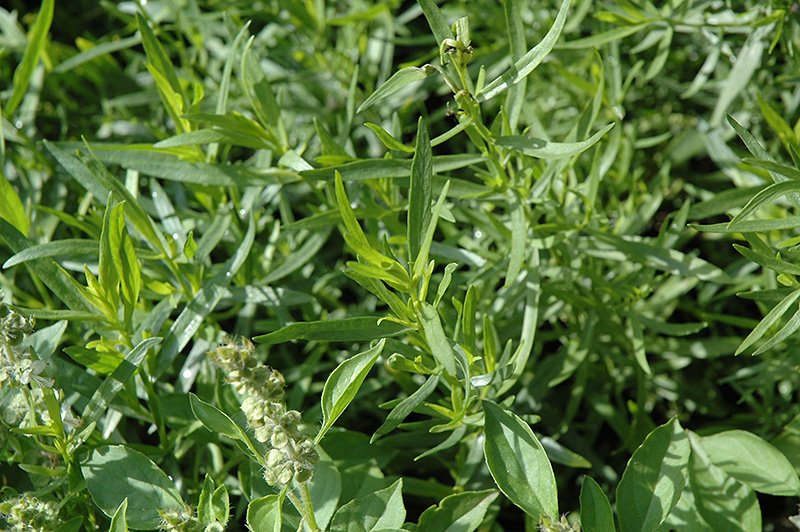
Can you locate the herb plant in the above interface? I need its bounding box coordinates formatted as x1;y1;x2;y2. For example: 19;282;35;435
1;0;800;531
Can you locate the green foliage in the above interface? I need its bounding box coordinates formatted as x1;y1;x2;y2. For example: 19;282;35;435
1;0;799;530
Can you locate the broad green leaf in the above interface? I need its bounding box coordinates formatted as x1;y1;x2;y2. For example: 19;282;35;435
254;317;409;345
580;476;615;532
5;0;54;116
318;339;386;443
616;418;690;532
108;499;129;532
3;239;97;268
308;460;341;531
409;117;433;263
358;67;431;113
189;393;248;442
477;0;571;102
483;400;557;520
496;123;614;159
211;486;229;525
0;171;28;234
364;123;414;153
64;346;123;375
79;337;162;441
418;302;457;376
416;489;498;532
154;214;255;378
247;495;282;532
197;476;216;524
689;433;762;532
698;430;800;496
372;373;441;443
330;479;405;532
82;445;183;530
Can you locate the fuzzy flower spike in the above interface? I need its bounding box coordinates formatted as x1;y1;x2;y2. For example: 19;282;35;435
209;337;319;487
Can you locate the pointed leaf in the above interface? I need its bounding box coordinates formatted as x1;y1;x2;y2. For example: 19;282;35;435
483;400;557;520
318;339;386;443
580;476;615;532
616;418;690;532
497;123;614;159
330;479;405;532
417;489;499;532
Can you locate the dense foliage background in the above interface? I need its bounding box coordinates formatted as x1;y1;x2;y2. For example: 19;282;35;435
2;0;800;531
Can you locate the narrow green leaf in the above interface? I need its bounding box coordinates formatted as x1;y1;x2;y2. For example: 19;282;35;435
688;432;762;532
418;302;457;376
692;217;800;233
416;0;455;51
55;33;142;74
82;445;183;530
558;23;647;49
580;476;615;532
540;437;592;468
477;0;571;102
330;479;405;532
44;142;168;253
0;171;28;234
416;489;499;532
413;181;451;280
108;499;129;532
710;26;769;126
5;0;54;116
498;254;540;395
254;317;409;345
503;0;527;130
98;197;121;313
734;244;800;277
247;495;282;532
497;123;614;159
757;94;798;154
154;214;255;377
79;338;162;438
372;373;440;443
409;117;433;264
3;239;97;268
364;123;414;153
483;400;557;520
752;307;800;356
318;339;386;443
616;418;690;532
505;195;526;287
358;67;430;113
0;219;96;313
729;180;800;228
698;430;800;496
